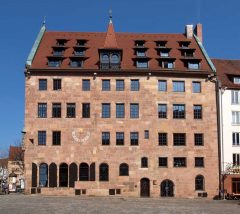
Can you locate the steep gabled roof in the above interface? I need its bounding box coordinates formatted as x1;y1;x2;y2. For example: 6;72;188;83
103;19;118;49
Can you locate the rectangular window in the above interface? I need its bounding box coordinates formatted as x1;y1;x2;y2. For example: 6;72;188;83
39;79;47;91
131;80;140;91
116;80;124;91
102;103;111;118
159;157;168;167
162;61;174;69
70;60;83;67
195;157;204;167
232;111;240;124
233;77;240;84
48;60;61;67
144;130;149;139
158;80;167;91
195;133;204;146
158;133;168;146
38;103;47;118
82;103;90;118
67;103;76;118
38;131;46;145
102;80;111;91
116;103;125;118
102;132;110;145
52;103;61;118
160;51;169;57
136;50;146;57
130;132;139;146
188;62;200;70
158;104;167;118
116;132;124;145
233;132;240;146
173;133;186;146
173;104;185;119
194;105;202;119
136;61;148;68
52;131;61;145
232;91;240;104
130;104;139;118
233;154;240;165
173;81;185;92
82;79;90;91
173;157;186;167
53;79;61;90
192;82;201;93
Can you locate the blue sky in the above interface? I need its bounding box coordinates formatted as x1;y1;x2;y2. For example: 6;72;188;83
0;0;239;153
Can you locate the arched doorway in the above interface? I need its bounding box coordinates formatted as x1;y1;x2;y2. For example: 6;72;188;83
161;179;174;197
140;178;150;197
59;163;68;187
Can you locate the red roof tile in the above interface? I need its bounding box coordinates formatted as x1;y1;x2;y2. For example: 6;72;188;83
212;59;240;89
103;20;118;49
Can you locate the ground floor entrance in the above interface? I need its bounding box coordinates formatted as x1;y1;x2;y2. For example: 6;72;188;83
161;179;174;197
140;178;150;197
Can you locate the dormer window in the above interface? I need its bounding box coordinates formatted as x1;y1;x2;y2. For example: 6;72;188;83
100;52;121;70
136;61;148;68
102;54;110;63
136;50;146;57
48;60;61;67
156;41;167;47
111;54;119;63
53;49;64;56
56;39;67;46
160;51;169;57
76;40;87;46
162;61;174;69
74;49;85;56
188;62;200;70
233;77;240;84
179;41;191;48
70;60;83;68
135;40;145;47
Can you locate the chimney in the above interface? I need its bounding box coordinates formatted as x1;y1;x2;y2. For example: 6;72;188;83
194;23;203;43
185;25;193;39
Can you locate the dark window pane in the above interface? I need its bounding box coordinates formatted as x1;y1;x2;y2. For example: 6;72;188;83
38;103;47;118
158;104;167;118
130;132;139;146
102;132;110;145
141;157;148;168
195;175;204;190
173;133;186;146
144;130;149;139
195;157;204;167
38;131;46;145
102;103;111;118
130;104;139;118
195;133;204;146
116;132;124;145
192;82;201;93
158;80;167;91
52;131;61;145
159;157;168;167
119;163;129;176
131;80;139;91
173;157;186;167
53;79;61;90
67;103;76;118
39;163;48;187
194;105;202;119
102;80;111;91
173;104;185;119
82;79;90;91
99;163;109;181
158;133;167;146
82;103;90;118
173;81;185;92
52;103;61;118
116;104;125;118
116;80;124;91
39;79;47;91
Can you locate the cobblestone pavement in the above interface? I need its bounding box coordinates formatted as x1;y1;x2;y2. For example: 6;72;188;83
0;194;239;214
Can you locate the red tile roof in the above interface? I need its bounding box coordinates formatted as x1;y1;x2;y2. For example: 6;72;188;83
212;59;240;89
8;146;23;161
30;23;212;72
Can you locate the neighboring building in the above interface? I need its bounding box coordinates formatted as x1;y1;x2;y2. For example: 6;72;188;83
213;59;240;196
0;158;8;186
23;18;219;198
8;146;24;192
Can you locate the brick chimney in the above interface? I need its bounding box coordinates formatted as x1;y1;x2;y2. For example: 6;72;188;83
194;23;203;43
185;25;193;39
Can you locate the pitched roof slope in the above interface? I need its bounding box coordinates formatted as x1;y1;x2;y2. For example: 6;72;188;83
103;20;118;48
212;59;240;89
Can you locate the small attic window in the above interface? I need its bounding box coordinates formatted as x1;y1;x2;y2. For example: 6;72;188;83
233;77;240;84
56;39;67;46
156;41;167;47
76;40;87;46
135;40;145;47
179;41;191;48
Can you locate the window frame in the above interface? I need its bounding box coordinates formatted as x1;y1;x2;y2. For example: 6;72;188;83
173;133;186;146
130;103;139;119
102;103;111;118
82;79;90;91
52;131;61;146
102;79;111;91
53;79;62;91
172;81;185;92
130;132;139;146
39;79;47;91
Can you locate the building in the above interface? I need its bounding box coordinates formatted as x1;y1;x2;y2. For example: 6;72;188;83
23;17;219;198
8;146;24;192
0;158;8;187
213;59;240;197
